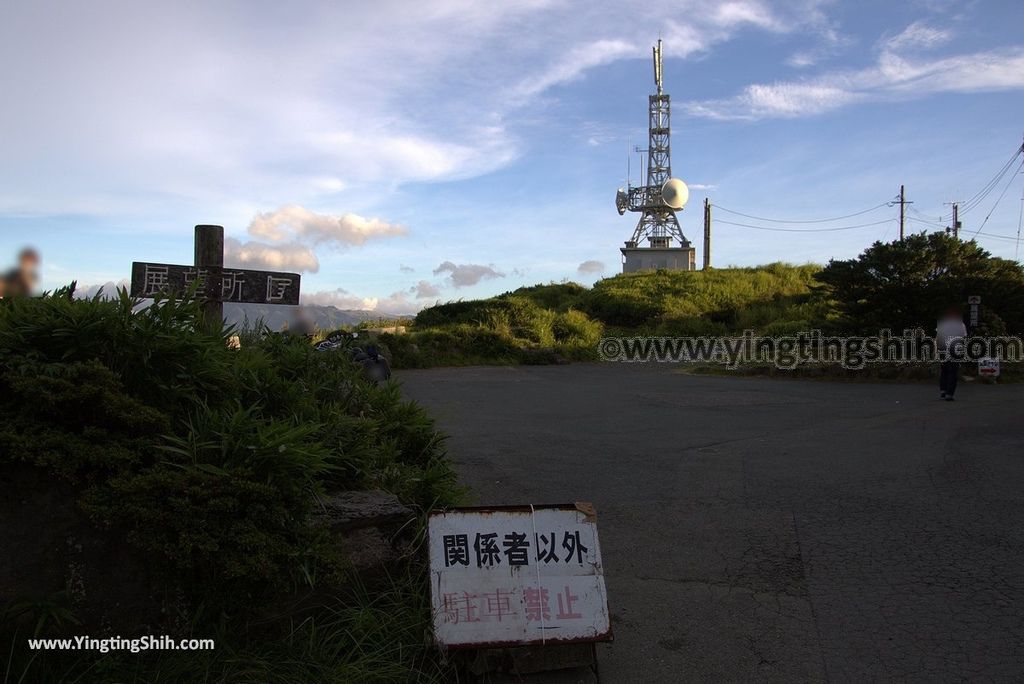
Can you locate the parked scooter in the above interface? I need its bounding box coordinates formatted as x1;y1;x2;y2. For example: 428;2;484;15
314;330;392;384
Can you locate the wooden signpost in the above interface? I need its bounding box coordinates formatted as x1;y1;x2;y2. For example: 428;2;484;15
130;225;301;329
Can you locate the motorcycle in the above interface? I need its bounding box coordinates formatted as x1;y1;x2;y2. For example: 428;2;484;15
314;330;392;384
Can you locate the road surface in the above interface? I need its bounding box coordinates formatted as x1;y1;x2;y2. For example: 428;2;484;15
400;364;1024;683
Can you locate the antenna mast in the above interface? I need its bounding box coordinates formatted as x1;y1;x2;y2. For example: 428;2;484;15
613;39;696;272
653;39;663;95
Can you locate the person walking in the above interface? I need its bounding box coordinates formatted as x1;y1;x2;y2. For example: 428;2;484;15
936;305;967;401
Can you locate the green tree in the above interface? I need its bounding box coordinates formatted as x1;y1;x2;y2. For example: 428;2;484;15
815;232;1024;334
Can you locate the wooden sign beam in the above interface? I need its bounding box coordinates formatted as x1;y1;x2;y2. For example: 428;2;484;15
129;224;302;331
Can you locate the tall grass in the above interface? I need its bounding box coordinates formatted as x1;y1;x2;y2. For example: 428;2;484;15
392;265;824;367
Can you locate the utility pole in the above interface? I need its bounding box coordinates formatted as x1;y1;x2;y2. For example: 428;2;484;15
899;185;905;241
899;185;910;241
703;198;712;269
889;185;913;241
944;201;961;238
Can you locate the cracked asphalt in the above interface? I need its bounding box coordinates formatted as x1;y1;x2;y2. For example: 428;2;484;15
400;363;1024;683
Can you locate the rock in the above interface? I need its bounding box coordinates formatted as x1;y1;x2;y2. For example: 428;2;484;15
314;490;415;533
336;527;407;575
310;490;417;577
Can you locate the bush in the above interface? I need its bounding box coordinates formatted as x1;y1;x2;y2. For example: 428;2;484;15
0;287;461;681
583;263;822;329
403;294;604;367
816;233;1024;334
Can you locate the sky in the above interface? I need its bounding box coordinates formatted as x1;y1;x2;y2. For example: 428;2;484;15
2;0;1023;313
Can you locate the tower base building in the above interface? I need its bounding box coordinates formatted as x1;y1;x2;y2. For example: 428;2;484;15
621;239;696;273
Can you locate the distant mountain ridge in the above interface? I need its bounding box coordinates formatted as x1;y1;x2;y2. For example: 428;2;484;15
70;282;395;331
225;303;384;331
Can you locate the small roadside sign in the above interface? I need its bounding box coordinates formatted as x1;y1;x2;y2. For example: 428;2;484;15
428;503;611;649
978;358;1000;378
967;295;981;327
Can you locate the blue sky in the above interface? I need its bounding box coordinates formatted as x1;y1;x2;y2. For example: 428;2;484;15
2;0;1023;313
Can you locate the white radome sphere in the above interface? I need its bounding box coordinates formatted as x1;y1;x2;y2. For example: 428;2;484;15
661;178;689;209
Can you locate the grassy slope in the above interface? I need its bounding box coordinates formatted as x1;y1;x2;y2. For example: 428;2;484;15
385;263;827;368
381;263;1020;381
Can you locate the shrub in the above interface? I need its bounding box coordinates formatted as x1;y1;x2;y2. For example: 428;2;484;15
0;287;461;670
816;233;1024;334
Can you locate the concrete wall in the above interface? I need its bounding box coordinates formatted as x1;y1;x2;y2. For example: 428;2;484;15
621;247;696;273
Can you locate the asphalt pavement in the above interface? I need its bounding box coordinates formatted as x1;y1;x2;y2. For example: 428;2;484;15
400;364;1024;683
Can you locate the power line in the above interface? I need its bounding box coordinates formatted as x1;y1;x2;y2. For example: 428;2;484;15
959;144;1024;215
716;218;894;233
906;215;945;228
966;158;1024;237
706;141;1022;239
907;141;1023;222
1016;189;1023;261
974;230;1022;242
711;202;889;224
908;208;947;226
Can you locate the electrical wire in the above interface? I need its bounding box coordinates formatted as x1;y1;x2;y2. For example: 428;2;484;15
906;215;946;229
1016;190;1023;261
959;144;1024;215
908;142;1023;222
909;207;946;224
974;230;1022;242
716;218;894;233
711;202;889;224
706;142;1022;238
967;158;1024;237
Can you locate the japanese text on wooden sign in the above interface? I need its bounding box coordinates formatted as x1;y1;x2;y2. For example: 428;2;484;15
428;504;611;648
130;262;300;305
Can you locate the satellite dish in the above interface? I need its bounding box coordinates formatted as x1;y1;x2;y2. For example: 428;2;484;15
661;178;689;210
615;188;628;215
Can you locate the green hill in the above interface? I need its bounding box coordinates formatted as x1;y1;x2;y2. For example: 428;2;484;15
382;234;1024;369
384;262;826;367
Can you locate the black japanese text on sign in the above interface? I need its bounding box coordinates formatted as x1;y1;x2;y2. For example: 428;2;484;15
428;504;611;649
130;262;301;306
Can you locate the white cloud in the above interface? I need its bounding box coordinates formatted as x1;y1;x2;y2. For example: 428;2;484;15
577;260;605;275
0;0;843;219
224;237;320;273
248;205;407;246
301;287;378;310
883;21;951;52
301;285;427;315
686;82;860;120
411;280;442;298
312;127;517;184
507;1;836;101
515;39;637;99
433;261;506;288
709;1;783;31
0;0;541;215
685;19;1024;121
786;52;818;68
227;205;408;273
